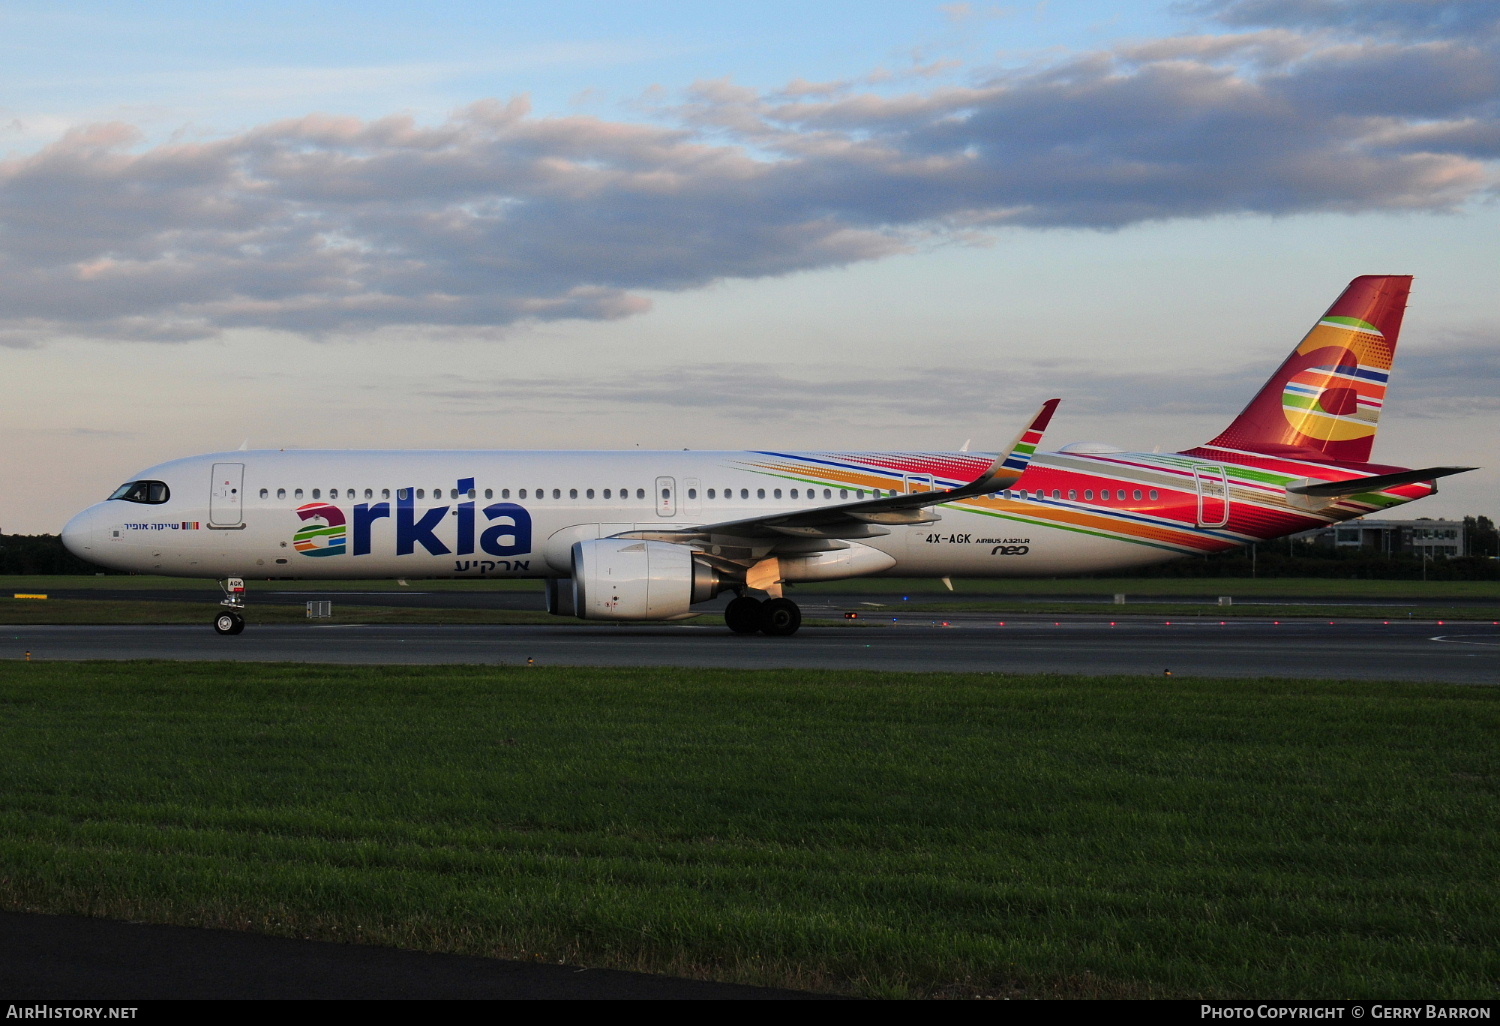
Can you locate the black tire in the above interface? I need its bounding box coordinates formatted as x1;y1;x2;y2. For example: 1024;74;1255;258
724;596;763;634
214;612;245;635
759;598;802;637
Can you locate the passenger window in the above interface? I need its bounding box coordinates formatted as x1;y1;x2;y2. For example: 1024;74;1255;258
855;489;863;499
662;488;671;499
756;488;765;499
1051;490;1061;499
295;488;305;499
1068;490;1077;501
839;489;848;499
570;488;578;499
741;488;749;499
707;488;715;499
687;488;695;499
415;489;423;499
518;489;527;499
397;488;408;500
277;488;286;500
382;489;390;499
1084;489;1093;500
313;488;321;499
1149;489;1159;500
552;489;560;499
789;488;798;499
602;489;610;499
1133;489;1143;501
364;489;372;500
774;488;782;499
259;488;268;499
1019;490;1028;500
636;488;645;499
823;489;831;499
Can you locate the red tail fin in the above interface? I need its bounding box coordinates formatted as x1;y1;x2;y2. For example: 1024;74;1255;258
1206;275;1412;464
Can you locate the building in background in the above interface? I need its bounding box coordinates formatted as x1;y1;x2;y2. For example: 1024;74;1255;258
1295;519;1468;558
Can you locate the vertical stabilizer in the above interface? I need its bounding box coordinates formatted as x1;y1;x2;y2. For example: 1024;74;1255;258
1206;275;1412;463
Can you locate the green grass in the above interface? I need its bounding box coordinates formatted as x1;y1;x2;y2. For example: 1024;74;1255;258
0;662;1495;998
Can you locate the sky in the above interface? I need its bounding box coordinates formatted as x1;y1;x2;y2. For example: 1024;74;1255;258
2;0;1497;533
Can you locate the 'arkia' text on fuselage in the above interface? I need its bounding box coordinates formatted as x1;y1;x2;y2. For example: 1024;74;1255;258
61;275;1476;636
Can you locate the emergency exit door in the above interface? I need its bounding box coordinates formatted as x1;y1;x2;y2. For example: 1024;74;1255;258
655;476;676;517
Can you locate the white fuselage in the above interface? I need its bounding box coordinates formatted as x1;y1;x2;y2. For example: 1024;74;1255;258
62;448;1212;582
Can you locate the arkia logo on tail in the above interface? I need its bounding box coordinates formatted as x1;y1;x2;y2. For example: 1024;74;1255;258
1280;314;1392;444
1207;274;1410;462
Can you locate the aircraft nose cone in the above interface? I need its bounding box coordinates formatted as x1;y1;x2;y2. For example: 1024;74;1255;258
61;507;97;559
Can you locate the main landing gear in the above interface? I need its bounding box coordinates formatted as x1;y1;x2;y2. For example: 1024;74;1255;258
724;595;802;637
214;577;247;635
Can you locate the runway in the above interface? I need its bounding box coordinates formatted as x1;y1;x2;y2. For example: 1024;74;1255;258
29;585;1496;611
0;911;820;1000
7;616;1498;684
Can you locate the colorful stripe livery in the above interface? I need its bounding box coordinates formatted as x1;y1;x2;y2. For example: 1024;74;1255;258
293;502;347;556
736;446;1435;559
1208;275;1409;463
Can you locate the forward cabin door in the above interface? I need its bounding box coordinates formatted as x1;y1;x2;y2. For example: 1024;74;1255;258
1194;464;1230;528
209;462;245;527
655;476;676;517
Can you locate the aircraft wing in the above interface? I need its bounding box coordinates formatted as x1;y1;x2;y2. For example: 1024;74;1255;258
628;399;1060;548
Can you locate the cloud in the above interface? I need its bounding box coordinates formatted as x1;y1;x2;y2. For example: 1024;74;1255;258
419;359;1274;425
1396;334;1500;414
420;332;1500;426
1193;0;1500;39
0;11;1497;345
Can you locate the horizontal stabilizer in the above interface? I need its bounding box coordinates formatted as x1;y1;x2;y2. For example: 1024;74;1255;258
1286;466;1476;498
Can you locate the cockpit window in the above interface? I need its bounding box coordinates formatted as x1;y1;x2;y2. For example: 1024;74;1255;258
108;480;170;504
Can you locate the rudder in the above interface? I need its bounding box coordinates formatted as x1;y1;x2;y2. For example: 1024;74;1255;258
1206;275;1412;464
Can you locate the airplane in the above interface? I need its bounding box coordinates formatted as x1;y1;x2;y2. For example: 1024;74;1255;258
60;274;1474;637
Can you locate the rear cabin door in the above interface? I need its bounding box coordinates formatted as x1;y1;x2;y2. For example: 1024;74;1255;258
209;463;245;527
1193;464;1230;528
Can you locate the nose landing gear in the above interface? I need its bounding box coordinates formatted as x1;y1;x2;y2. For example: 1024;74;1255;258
214;577;247;635
723;595;803;636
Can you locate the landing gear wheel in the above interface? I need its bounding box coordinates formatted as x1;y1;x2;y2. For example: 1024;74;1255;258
214;612;245;635
759;598;802;637
724;596;764;634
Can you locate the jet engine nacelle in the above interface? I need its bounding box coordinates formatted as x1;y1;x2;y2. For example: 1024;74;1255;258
570;539;722;620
